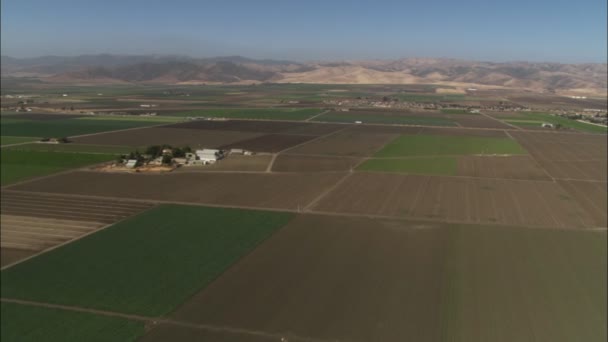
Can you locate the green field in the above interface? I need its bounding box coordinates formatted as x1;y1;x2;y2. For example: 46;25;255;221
358;157;458;175
1;205;294;316
375;134;527;157
0;136;39;146
0;117;163;137
502;112;608;133
316;112;457;126
1;150;115;185
442;227;606;342
1;302;144;342
173;108;323;121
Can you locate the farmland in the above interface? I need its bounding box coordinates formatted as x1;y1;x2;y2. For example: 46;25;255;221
173;108;323;120
1;205;293;316
1;83;606;342
0;136;39;146
1;116;163;138
1;302;144;342
498;112;608;133
1;150;115;185
375;134;527;157
316;111;457;126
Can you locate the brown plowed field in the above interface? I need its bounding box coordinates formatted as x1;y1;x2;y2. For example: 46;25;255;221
11;171;346;210
287;130;398;157
219;134;317;153
165;120;306;134
272;154;362;172
457;156;551;180
5;113;86;120
312;173;594;228
72;127;263;148
511;131;607;181
0;191;153;223
0;191;154;267
450;115;513;129
0;248;35;267
166;214;449;342
558;180;607;227
174;155;272;172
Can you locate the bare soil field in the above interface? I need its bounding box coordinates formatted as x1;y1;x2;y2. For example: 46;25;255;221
558;180;607;227
312;173;595;228
1;248;35;267
72;127;263;148
511;131;607;181
219;134;317;153
165;120;307;134
165;214;449;342
174;155;272;172
287;130;399;157
272;154;362;172
0;190;154;267
3;113;86;120
457;155;551;180
0;191;153;224
450;115;513;129
11;171;346;210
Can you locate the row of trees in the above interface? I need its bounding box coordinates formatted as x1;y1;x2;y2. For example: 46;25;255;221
117;145;193;167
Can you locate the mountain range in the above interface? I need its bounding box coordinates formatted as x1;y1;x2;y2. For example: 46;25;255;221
2;55;606;94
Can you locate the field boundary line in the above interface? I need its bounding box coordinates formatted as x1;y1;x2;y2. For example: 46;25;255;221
0;141;37;148
1;159;116;191
304;109;330;122
3;188;601;231
482;112;520;130
0;298;332;342
0;204;157;271
266;125;352;172
302;172;354;212
68;121;175;139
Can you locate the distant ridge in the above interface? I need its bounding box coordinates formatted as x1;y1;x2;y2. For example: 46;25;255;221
2;54;606;94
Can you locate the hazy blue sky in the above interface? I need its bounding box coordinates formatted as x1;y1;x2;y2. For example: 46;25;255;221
2;0;607;63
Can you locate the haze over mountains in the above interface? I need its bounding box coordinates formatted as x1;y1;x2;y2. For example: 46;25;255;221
2;54;607;93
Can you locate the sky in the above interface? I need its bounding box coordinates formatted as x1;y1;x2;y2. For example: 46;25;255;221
2;0;607;63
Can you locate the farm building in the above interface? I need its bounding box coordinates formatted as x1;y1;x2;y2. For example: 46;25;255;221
125;160;138;168
195;149;224;164
541;122;554;128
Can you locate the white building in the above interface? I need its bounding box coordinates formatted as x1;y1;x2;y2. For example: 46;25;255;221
195;149;223;164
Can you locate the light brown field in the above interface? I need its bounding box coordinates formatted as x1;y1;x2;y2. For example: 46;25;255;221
558;180;608;227
312;173;594;228
272;154;362;172
0;191;153;267
457;155;551;180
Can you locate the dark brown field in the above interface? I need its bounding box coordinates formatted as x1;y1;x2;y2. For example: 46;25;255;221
10;171;346;210
457;155;551;180
287;129;398;156
450;115;513;129
312;173;594;228
165;120;307;134
164;214;449;342
220;133;317;153
418;127;508;137
72;127;263;148
272;154;362;172
0;248;35;267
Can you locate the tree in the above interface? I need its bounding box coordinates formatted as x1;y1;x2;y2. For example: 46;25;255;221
58;137;70;143
145;145;161;157
172;147;184;158
116;155;125;164
162;155;173;165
